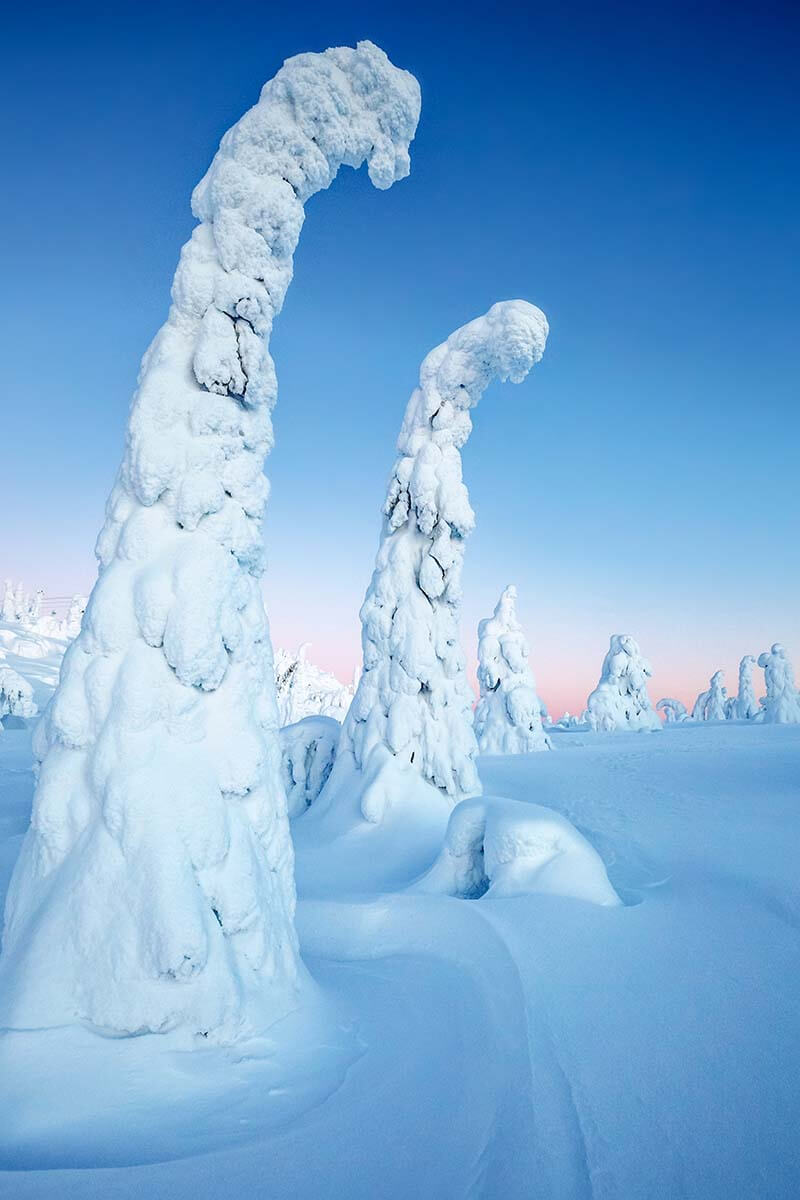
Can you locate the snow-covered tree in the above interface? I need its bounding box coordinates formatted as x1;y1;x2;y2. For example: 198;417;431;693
728;655;759;720
656;697;687;723
757;644;800;724
691;670;728;721
0;42;420;1043
61;594;87;638
585;634;661;732
474;585;551;755
336;301;549;816
0;664;38;725
274;644;353;725
1;581;15;622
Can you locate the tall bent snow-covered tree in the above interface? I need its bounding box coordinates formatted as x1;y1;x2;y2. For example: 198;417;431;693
585;634;661;732
474;585;551;755
336;301;549;818
0;42;421;1043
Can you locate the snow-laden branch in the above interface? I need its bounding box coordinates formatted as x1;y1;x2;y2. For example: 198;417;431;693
474;585;551;754
0;42;420;1042
337;301;549;816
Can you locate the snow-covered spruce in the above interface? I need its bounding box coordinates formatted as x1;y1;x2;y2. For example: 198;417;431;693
585;634;661;732
0;664;38;727
0;42;420;1043
336;301;549;817
728;655;760;720
274;644;353;725
474;585;551;755
280;715;341;819
691;670;728;722
656;697;687;724
757;644;800;724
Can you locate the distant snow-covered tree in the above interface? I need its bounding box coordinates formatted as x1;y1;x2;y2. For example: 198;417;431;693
728;655;759;720
61;594;87;638
274;644;353;725
586;635;660;732
0;665;37;725
757;644;800;724
474;585;551;755
0;41;420;1043
656;697;687;723
691;670;728;722
1;581;15;622
336;301;549;817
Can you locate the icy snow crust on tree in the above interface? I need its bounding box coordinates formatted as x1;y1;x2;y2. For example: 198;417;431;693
757;644;800;724
0;42;421;1042
585;634;661;732
337;301;549;813
474;585;551;755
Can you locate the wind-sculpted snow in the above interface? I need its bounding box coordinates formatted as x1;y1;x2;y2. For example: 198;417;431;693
337;301;549;814
757;643;800;724
0;42;420;1042
585;634;660;732
474;585;550;755
414;795;620;905
656;697;687;724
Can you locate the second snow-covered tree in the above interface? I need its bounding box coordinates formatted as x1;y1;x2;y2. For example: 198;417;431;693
474;585;551;755
335;301;549;818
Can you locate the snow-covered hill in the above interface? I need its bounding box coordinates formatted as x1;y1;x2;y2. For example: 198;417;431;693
1;711;799;1198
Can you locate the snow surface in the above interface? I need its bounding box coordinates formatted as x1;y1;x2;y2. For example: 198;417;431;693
0;41;421;1044
474;584;551;754
2;716;800;1197
337;300;549;811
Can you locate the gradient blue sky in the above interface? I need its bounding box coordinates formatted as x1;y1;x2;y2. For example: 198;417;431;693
1;0;798;714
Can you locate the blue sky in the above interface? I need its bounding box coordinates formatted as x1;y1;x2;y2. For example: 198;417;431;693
1;0;798;712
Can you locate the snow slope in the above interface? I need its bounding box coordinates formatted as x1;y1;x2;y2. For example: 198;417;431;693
1;717;800;1198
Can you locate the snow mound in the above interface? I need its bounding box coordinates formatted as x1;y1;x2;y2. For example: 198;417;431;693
414;795;621;905
336;300;549;812
586;634;661;732
474;585;551;755
280;715;341;819
0;41;421;1044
